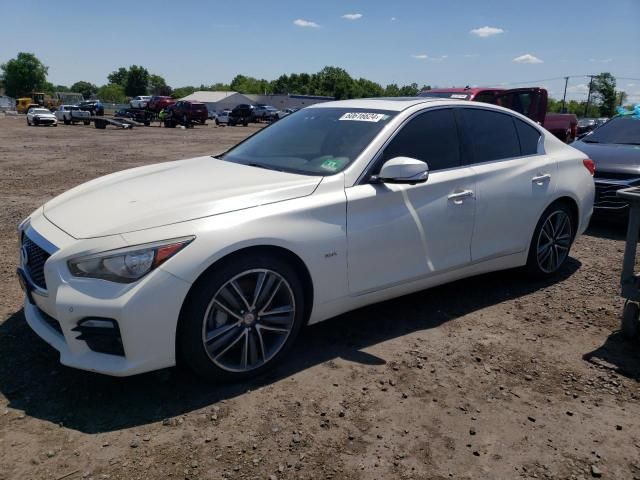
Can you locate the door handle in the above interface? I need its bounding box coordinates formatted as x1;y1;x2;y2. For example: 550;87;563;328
448;190;474;203
532;174;551;184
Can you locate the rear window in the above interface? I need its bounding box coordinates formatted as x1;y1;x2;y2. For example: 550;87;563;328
514;118;542;155
582;116;640;145
191;103;206;110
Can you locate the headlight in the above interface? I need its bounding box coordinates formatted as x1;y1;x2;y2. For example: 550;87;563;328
68;236;194;283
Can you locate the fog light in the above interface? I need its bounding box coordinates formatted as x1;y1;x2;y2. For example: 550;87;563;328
72;318;125;356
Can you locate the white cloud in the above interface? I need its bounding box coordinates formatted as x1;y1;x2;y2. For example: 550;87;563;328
567;84;589;95
411;54;447;62
293;18;320;28
391;17;397;21
589;58;613;63
512;53;543;64
342;13;363;20
464;53;480;58
470;26;504;37
627;83;636;88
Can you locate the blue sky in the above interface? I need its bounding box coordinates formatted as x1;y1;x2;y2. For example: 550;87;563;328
2;0;639;102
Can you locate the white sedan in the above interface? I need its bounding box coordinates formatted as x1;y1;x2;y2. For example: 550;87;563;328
17;98;594;381
27;108;57;126
129;95;151;109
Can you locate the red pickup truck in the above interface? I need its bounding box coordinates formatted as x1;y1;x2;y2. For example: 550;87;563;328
418;87;578;143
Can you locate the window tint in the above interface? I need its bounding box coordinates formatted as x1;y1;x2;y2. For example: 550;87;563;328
514;118;541;155
474;91;497;104
461;109;520;163
382;108;460;171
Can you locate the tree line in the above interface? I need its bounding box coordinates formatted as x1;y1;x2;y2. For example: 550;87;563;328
0;52;631;117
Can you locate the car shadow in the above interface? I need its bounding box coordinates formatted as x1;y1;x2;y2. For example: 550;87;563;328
583;331;640;381
0;259;581;434
584;217;628;241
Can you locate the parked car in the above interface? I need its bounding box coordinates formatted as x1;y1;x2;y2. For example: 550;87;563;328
55;105;91;125
130;95;152;109
27;107;57;126
164;101;208;127
571;113;640;216
17;97;594;380
577;118;598;135
215;109;230;125
277;108;298;119
419;87;579;142
78;100;103;116
228;104;255;126
147;96;175;113
254;105;279;121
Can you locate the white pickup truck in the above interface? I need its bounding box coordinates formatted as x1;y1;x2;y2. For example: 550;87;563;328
55;105;91;125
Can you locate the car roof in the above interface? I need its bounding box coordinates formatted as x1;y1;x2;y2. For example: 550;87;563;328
307;97;463;112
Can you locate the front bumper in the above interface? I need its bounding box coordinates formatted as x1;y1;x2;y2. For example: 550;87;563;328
18;216;193;377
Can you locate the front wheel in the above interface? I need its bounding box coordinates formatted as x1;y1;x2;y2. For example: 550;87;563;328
178;255;306;382
525;203;574;277
27;119;31;126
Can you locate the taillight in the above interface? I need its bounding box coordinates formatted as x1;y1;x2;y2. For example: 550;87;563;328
583;158;595;176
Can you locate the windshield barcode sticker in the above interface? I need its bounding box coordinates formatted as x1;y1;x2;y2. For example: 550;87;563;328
339;112;388;122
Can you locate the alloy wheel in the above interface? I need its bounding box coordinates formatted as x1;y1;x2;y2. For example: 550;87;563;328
536;210;572;273
201;269;296;373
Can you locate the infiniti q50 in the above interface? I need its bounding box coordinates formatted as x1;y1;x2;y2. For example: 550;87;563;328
17;98;595;381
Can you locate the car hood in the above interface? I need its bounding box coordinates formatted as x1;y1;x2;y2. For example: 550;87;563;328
572;140;640;176
43;156;322;239
34;113;55;118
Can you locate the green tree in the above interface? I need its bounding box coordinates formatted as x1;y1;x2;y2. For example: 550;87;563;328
96;83;126;103
124;65;150;97
354;78;384;98
0;52;48;98
398;83;420;96
149;74;172;95
592;72;617;117
209;82;231;91
230;74;271;94
313;66;354;99
171;86;196;99
70;80;98;99
384;84;401;96
54;84;70;92
107;67;128;87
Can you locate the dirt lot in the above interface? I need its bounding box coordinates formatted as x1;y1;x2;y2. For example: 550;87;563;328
0;114;639;480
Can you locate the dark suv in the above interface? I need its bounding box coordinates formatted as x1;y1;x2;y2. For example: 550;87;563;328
229;104;256;126
164;101;208;127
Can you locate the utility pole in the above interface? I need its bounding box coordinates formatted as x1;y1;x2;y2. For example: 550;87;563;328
561;76;569;113
584;75;595;118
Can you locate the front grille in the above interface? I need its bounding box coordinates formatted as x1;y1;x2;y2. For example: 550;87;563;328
594;182;629;210
22;235;50;290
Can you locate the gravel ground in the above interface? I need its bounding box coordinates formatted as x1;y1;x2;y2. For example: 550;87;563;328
0;115;639;480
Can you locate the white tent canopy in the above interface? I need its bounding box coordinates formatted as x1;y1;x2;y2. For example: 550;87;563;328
178;91;252;112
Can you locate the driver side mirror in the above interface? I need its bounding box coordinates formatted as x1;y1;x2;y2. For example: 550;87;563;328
374;157;429;184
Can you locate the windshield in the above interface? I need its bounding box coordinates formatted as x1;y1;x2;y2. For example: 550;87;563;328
220;107;397;175
582;116;640;145
32;109;50;114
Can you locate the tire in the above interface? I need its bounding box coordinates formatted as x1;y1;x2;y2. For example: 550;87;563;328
64;117;70;125
83;121;90;125
243;120;248;127
95;119;107;129
525;202;574;277
622;302;640;340
215;119;220;126
27;119;31;126
53;123;58;127
178;254;306;382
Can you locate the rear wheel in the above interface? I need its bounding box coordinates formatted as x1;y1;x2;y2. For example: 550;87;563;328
178;255;306;382
526;202;574;277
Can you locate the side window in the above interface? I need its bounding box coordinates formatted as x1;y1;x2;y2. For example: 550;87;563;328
514;118;542;155
461;109;520;163
382;108;460;172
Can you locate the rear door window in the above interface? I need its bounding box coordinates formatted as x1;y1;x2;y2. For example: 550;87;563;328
381;108;460;172
460;108;521;163
514;118;542;155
